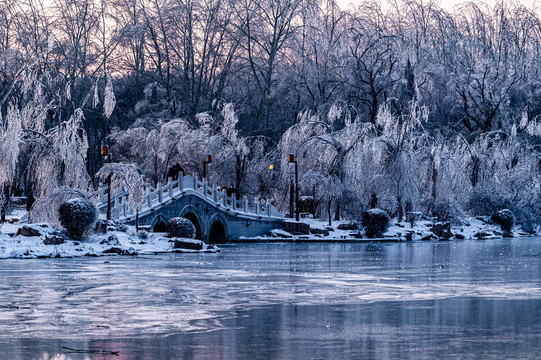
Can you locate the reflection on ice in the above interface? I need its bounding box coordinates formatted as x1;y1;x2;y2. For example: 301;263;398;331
0;238;540;358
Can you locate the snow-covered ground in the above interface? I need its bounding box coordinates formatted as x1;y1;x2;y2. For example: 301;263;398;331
1;206;537;259
0;209;218;259
244;216;537;242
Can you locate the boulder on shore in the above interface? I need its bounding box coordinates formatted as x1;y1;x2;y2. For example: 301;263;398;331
337;223;358;231
16;226;41;237
283;221;310;235
431;222;453;239
174;239;203;250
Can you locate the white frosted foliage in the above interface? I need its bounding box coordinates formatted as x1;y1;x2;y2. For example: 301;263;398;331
104;74;116;118
93;79;100;108
96;163;145;210
0;105;23;185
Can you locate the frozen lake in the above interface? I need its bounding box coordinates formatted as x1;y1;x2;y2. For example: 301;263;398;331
1;239;540;359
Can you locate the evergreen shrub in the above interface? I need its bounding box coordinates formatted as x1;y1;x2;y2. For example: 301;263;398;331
362;209;390;238
167;217;196;238
58;198;98;240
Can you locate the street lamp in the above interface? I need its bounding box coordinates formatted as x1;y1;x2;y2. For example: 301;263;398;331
101;145;112;220
288;154;299;221
203;154;212;179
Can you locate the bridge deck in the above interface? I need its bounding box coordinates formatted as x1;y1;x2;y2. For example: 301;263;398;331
94;174;282;224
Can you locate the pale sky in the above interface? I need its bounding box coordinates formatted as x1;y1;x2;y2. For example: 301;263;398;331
339;0;539;12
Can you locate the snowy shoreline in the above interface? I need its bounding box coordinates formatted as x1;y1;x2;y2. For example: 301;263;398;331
1;210;538;259
0;222;218;259
238;217;538;243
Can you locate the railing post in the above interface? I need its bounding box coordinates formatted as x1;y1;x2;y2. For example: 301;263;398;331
179;173;184;190
168;177;173;197
255;197;259;215
99;187;106;203
158;182;163;203
203;178;208;197
267;199;271;216
223;191;227;207
213;185;218;202
146;185;152;208
243;195;248;213
193;173;198;190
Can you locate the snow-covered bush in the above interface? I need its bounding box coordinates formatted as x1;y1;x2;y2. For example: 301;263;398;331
166;217;196;239
512;202;540;233
429;201;465;226
491;209;515;234
362;209;390;238
30;187;89;225
58;198;98;240
466;191;513;216
467;192;538;232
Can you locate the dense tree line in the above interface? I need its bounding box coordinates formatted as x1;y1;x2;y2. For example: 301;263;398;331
0;0;540;226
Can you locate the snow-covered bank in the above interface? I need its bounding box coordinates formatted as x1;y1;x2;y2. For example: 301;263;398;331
0;222;218;259
239;216;538;242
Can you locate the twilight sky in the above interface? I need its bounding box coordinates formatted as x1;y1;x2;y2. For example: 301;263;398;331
339;0;539;12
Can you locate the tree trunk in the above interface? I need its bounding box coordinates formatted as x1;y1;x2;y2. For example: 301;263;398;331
1;184;10;223
397;196;403;221
431;162;438;201
334;201;340;221
328;198;332;226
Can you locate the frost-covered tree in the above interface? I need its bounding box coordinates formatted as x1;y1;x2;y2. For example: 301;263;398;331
29;187;89;225
371;101;431;218
280;102;375;220
209;103;250;190
28;108;90;197
95;162;145;211
0;105;23;221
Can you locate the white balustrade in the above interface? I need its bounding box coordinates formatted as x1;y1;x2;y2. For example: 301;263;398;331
97;171;279;220
267;199;271;216
167;177;173;197
146;186;152;208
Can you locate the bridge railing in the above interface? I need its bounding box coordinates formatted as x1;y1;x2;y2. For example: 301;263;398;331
94;173;279;220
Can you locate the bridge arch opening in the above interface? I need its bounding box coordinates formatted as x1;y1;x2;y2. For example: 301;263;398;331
153;221;167;232
183;212;202;240
209;220;227;244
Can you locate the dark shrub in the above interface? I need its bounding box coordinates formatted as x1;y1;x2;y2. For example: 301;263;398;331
166;217;196;238
491;209;515;234
467;191;513;216
58;198;98;240
362;209;390;238
467;191;539;232
428;200;465;226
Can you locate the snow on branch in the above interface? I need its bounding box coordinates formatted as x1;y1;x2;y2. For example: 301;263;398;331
0;105;22;185
96;163;145;210
30;187;90;225
103;74;116;118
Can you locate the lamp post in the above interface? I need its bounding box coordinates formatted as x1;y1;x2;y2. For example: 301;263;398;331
288;154;299;221
101;145;112;220
203;154;212;179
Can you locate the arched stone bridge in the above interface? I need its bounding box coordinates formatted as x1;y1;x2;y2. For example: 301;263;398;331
95;174;283;243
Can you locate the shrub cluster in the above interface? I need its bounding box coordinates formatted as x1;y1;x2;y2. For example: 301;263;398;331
362;209;390;238
467;191;539;232
166;217;196;239
491;209;515;234
427;200;465;226
58;198;98;240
